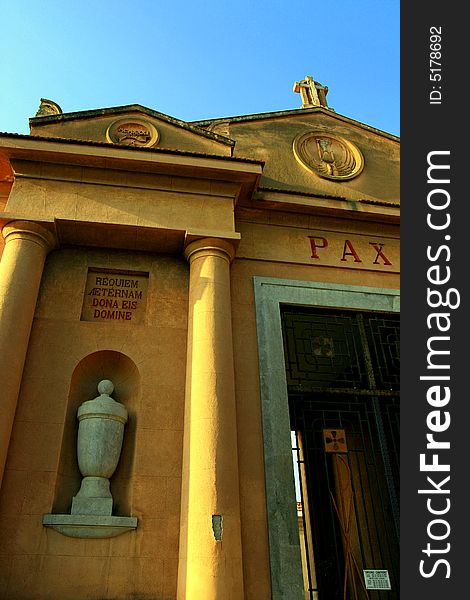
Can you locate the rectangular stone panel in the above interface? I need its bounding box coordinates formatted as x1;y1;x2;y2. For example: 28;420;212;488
81;269;149;324
237;222;400;273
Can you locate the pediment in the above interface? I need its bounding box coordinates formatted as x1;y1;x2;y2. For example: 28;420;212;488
196;107;400;203
29;103;234;157
28;101;399;204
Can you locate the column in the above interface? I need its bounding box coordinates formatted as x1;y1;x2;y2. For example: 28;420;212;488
0;220;56;487
178;238;244;600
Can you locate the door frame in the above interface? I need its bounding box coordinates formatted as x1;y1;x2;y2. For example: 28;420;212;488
253;277;400;600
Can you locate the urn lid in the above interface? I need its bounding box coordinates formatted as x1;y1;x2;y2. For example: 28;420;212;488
77;380;128;423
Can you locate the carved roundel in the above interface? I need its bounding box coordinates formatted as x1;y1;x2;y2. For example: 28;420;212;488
293;131;364;180
106;118;159;148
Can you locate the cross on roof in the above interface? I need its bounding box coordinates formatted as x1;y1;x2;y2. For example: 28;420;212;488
293;75;329;109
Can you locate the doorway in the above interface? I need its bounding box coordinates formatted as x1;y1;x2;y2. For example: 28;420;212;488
282;306;399;600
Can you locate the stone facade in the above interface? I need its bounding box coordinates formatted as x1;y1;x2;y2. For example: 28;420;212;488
0;88;399;599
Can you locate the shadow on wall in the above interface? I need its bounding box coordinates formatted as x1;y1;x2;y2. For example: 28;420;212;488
52;350;140;517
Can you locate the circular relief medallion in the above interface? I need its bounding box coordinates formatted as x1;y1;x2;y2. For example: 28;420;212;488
293;131;364;180
106;118;159;147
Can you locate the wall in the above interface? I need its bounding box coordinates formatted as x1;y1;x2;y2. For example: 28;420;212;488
231;208;399;600
229;112;400;202
0;247;188;599
0;205;398;599
0;100;399;599
29;112;233;157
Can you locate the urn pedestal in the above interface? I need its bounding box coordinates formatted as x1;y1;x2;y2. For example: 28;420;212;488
43;379;138;538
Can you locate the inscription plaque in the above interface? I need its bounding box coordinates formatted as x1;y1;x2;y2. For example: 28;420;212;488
363;570;391;590
81;269;149;323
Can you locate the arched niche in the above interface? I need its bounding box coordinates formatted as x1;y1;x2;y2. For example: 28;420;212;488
52;350;140;517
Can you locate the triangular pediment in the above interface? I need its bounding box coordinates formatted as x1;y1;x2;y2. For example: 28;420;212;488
29;103;235;157
28;101;399;205
195;107;400;204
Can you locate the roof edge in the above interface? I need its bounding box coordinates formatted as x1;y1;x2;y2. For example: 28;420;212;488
193;106;400;141
257;185;400;207
0;131;263;165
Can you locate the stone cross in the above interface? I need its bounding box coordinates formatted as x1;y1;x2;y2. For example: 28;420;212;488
293;75;329;108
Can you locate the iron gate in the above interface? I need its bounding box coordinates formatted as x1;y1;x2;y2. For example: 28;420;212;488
281;306;399;600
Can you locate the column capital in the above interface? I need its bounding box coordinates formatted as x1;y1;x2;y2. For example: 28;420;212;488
2;220;56;253
184;237;236;265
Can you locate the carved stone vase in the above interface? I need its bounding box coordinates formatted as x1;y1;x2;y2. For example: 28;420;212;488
71;379;127;516
43;378;137;537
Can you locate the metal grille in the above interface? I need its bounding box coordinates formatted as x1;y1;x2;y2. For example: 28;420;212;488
283;310;368;390
363;314;400;391
283;308;400;393
282;306;400;600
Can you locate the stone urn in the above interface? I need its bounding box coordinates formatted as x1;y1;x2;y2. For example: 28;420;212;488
71;379;128;516
43;378;137;537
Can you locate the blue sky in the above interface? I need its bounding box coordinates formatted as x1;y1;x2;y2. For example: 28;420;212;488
0;0;399;136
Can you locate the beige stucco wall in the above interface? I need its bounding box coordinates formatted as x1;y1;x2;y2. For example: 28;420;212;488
231;211;399;600
29;112;232;157
6;165;239;237
0;200;398;598
0;103;399;599
0;213;398;600
0;247;188;599
228;112;400;202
